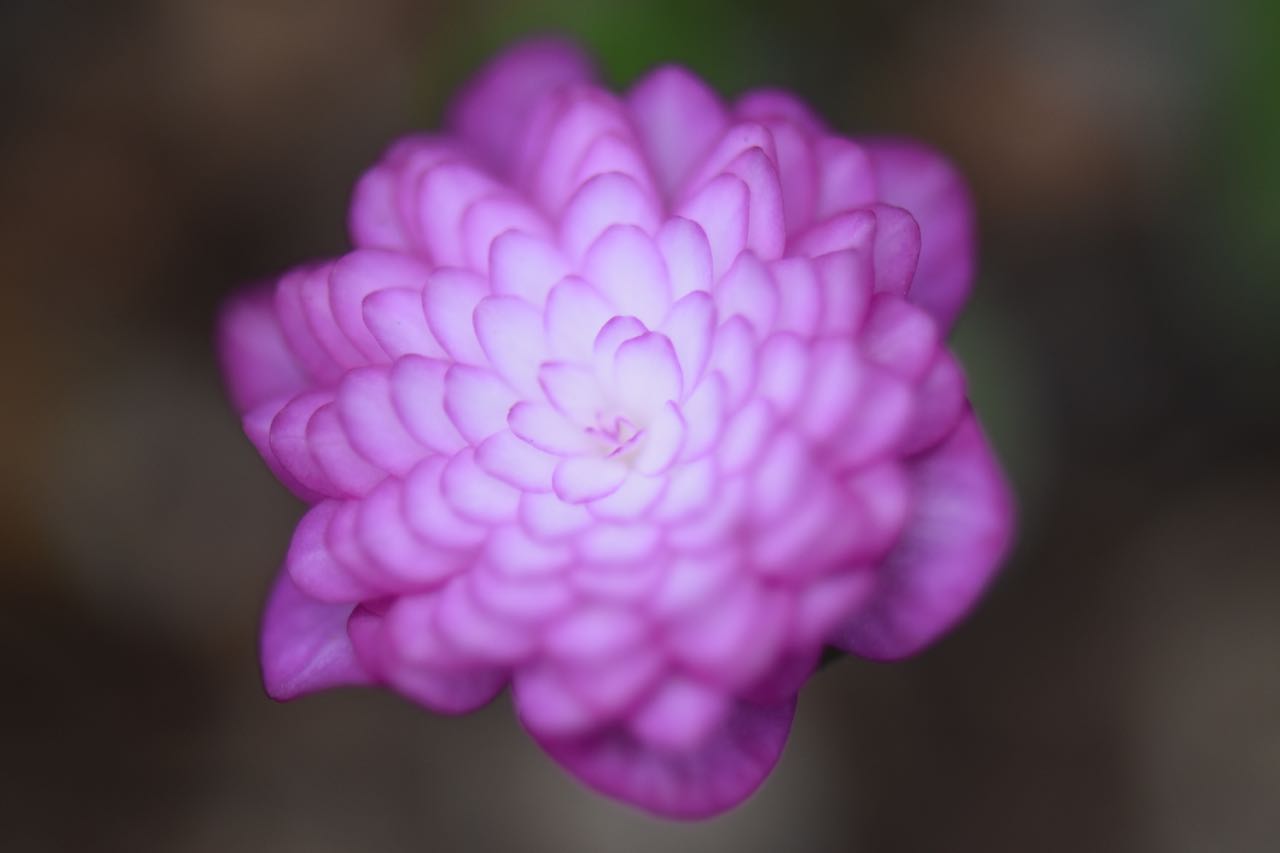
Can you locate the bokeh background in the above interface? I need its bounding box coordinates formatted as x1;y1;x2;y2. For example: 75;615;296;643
3;1;1278;850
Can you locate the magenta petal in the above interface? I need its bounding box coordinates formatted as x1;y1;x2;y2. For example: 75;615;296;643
217;284;309;414
446;37;597;177
627;66;729;197
260;569;372;701
524;697;795;819
832;414;1014;659
861;139;976;330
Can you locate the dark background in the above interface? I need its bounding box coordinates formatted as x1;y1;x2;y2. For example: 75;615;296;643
3;1;1278;850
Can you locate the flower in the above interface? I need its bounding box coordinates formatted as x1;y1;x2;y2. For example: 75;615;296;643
217;37;1013;818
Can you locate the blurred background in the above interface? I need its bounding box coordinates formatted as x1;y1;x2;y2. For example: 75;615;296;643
2;0;1278;850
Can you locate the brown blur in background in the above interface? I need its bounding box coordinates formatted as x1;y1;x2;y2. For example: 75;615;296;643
2;1;1278;850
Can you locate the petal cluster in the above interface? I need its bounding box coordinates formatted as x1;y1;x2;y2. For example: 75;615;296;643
218;38;1012;818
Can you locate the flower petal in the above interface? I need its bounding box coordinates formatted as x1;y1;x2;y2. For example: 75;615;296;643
260;570;372;701
524;697;795;819
832;414;1014;659
627;66;729;196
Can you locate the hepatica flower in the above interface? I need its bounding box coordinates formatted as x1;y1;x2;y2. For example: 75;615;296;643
218;38;1013;818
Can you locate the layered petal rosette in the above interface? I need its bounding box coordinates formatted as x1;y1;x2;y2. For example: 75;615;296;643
218;39;1013;818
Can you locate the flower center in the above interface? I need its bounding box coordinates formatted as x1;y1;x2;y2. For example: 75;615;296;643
585;414;646;460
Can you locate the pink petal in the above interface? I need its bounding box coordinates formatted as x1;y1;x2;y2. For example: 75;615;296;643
508;401;593;456
444;364;519;444
539;361;607;426
870;204;922;297
813;136;877;219
832;414;1014;659
626;66;729;196
756;333;809;417
792;208;876;257
715;251;778;335
441;447;521;524
706;316;757;410
734;89;824;134
612;332;683;418
560;172;661;261
518;490;595;540
337;366;425;477
768;257;822;337
285;500;376;603
415;162;499;268
461;195;551;273
677;174;748;282
473;295;548;396
657;216;714;300
486;523;575;577
446;37;597;177
860;138;977;330
268;390;337;496
723;147;786;262
274;264;341;382
553;456;628;503
422;267;489;364
587;471;667;520
390;356;468;455
260;569;371;701
349;604;507;713
814;248;874;335
357;477;464;586
582;224;672;328
660;290;716;394
475;429;558;492
901;352;967;455
544;276;614;363
305;401;385;496
678;373;727;461
329;249;431;362
862;292;940;382
217;284;309;413
490;230;570;306
403;456;490;550
525;698;795;819
628;675;729;751
363;288;445;360
633;402;685;475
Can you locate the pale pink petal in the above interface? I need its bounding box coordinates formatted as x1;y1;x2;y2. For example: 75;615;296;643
715;251;778;335
461;195;551;273
582;224;672;328
561;172;661;261
612;332;683;418
756;333;809;417
870;204;922;297
539;361;607;426
329;250;431;362
657;216;714;300
441;447;522;524
337;366;424;476
814;248;873;335
285;500;377;603
587;471;667;520
305;402;385;496
706;316;757;410
677;174;748;282
490;229;571;306
768;257;822;337
422;268;489;364
629;675;729;751
403;456;490;550
416;162;500;268
444;363;519;444
519;490;595;540
544;276;615;363
862;292;940;382
363;288;446;360
633;402;685;475
475;429;558;492
660;290;716;394
390;356;468;455
473;295;548;396
508;401;594;456
553;456;628;504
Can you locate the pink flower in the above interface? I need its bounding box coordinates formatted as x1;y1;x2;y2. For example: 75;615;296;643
218;38;1013;818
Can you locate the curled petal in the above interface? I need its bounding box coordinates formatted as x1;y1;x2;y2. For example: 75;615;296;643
260;570;372;701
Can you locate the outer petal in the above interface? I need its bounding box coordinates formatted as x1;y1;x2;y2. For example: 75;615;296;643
522;697;796;819
260;570;372;701
627;66;729;197
832;413;1014;659
860;139;977;330
446;38;597;177
218;284;310;414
